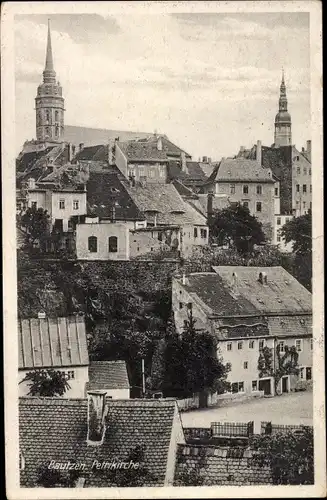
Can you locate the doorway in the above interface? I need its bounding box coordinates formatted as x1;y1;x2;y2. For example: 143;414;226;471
282;376;289;393
259;378;272;396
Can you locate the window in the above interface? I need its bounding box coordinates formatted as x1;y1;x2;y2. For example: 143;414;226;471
309;169;311;175
285;217;289;223
55;124;59;137
303;184;307;193
256;202;262;212
303;167;307;175
244;361;248;369
278;341;285;353
200;228;207;239
194;227;198;238
149;167;155;178
128;168;135;178
243;201;249;209
256;185;262;195
306;367;312;380
296;156;300;161
277;235;281;242
179;302;183;310
310;338;313;350
249;340;255;349
303;202;306;210
277;217;281;225
295;339;302;352
231;382;244;393
31;201;37;209
108;236;118;253
59;199;65;209
139;166;144;177
252;380;258;391
243;185;249;194
88;236;97;253
230;184;235;194
227;342;232;351
297;167;301;174
237;341;243;350
73;200;79;210
55;110;59;121
46;110;50;122
259;339;265;350
310;184;312;193
275;187;279;196
300;367;304;379
45;127;50;136
296;184;300;192
67;370;75;380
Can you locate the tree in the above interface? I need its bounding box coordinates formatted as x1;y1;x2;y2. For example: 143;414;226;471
209;203;266;255
21;369;71;397
20;206;50;248
160;312;230;401
250;427;314;484
280;212;312;255
258;344;299;395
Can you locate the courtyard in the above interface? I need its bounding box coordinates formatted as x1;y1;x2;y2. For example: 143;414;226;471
181;390;313;428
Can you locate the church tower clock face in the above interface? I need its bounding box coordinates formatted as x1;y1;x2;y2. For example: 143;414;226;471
35;20;65;142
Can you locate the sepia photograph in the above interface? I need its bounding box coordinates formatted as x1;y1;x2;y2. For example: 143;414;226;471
2;1;324;498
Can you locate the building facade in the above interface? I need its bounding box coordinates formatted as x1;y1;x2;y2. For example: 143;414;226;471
35;21;65;142
273;214;294;252
172;266;312;396
292;143;312;216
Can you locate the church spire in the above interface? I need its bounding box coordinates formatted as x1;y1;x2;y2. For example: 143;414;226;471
274;70;292;147
45;19;54;71
43;19;56;83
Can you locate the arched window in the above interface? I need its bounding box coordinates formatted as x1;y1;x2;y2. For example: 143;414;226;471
55;124;59;137
88;236;97;253
46;110;50;123
55;110;59;121
108;236;118;253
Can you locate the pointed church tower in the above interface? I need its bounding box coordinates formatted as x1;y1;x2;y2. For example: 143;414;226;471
274;70;292;147
35;20;65;142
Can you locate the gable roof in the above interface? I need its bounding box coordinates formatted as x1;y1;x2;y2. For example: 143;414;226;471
19;397;181;487
86;172;145;220
178;266;312;318
118;140;168;162
18;316;89;369
208;158;274;183
63;125;153;147
73;144;108;163
167;161;207;188
125;183;207;226
87;361;130;390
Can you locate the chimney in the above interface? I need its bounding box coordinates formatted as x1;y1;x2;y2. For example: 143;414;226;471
207;191;214;225
306;140;311;161
208;157;212;164
182;273;186;285
202;156;208;163
108;139;115;165
28;178;36;189
72;144;76;157
68;143;73;162
258;271;267;285
232;271;238;288
87;391;107;446
256;140;262;166
79;143;84;152
157;136;163;151
181;151;187;173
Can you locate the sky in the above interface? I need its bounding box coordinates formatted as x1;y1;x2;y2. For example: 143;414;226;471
15;12;310;159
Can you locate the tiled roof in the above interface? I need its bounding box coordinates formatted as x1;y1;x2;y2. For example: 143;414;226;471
87;361;130;390
118;141;168;162
86;172;145;220
167;161;207;183
125;183;207;226
63;125;153;147
19;397;180;487
267;315;312;338
171;179;199;198
174;444;272;485
208;158;274;183
73;145;108;163
212;266;312;314
18;316;89;369
16;147;55;174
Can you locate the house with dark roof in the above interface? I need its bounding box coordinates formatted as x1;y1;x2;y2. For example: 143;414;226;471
86;361;130;399
172;266;312;396
201;143;277;241
19;393;185;487
167;159;208;192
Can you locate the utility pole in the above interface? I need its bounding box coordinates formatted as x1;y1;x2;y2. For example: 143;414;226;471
141;358;146;398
